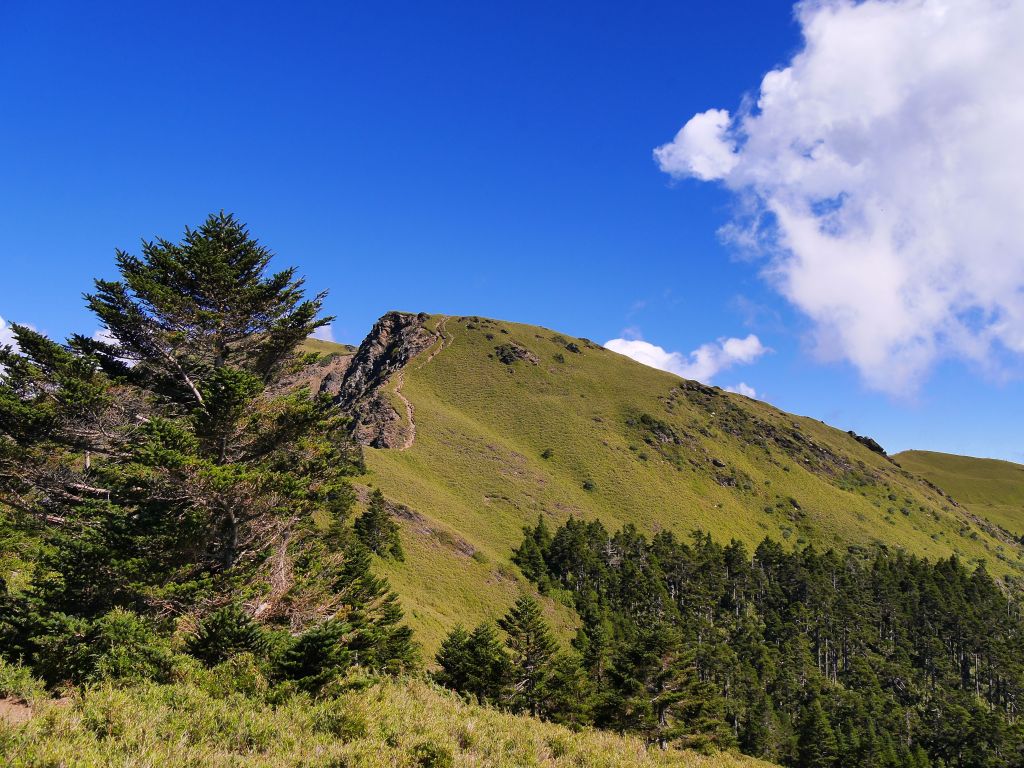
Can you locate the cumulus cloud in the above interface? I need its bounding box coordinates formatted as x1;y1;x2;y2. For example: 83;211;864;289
655;0;1024;394
654;109;739;181
725;382;759;399
605;334;767;384
309;324;335;343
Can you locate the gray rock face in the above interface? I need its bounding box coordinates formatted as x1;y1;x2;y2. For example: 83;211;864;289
330;311;438;449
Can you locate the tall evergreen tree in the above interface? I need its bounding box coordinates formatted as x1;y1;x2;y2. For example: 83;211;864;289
498;595;560;716
603;622;733;751
435;622;511;705
798;698;839;768
0;213;412;684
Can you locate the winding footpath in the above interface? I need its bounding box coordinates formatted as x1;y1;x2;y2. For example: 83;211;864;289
394;316;453;451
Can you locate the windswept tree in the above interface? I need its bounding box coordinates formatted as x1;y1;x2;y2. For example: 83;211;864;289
0;213;414;681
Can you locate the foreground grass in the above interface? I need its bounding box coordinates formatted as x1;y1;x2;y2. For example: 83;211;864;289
1;675;770;768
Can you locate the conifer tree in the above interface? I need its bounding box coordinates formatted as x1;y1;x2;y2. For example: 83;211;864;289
278;619;350;692
187;603;269;666
512;515;551;584
353;488;403;560
798;698;839;768
435;622;511;705
498;595;559;716
0;213;413;685
602;623;733;751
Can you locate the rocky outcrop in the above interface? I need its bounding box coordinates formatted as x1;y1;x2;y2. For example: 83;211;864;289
330;311;438;449
493;341;538;365
847;430;888;457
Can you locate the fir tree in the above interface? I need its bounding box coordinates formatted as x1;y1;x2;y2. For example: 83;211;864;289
0;214;413;686
278;619;350;692
603;623;733;751
512;515;551;584
353;488;404;560
498;595;559;716
435;622;511;705
798;698;839;768
186;603;269;666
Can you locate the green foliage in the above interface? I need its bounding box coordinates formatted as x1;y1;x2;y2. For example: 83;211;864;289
0;213;412;697
33;609;180;685
413;740;455;768
278;619;351;693
796;699;837;768
354;488;404;560
510;517;1024;766
186;603;270;666
498;596;559;716
603;623;733;752
435;623;511;706
0;676;772;767
511;515;551;584
436;594;595;727
0;658;46;702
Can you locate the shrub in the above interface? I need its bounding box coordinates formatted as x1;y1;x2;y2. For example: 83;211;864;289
187;603;270;666
0;658;45;701
202;652;270;698
413;741;455;768
278;619;350;692
34;609;179;684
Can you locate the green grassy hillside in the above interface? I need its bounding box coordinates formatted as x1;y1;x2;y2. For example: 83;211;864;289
895;450;1024;536
300;338;357;356
325;314;1024;651
0;665;771;768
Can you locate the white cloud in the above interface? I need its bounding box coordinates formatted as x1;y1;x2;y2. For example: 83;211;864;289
92;328;116;345
655;0;1024;394
654;108;739;181
725;382;759;399
309;324;335;343
605;334;767;384
0;316;19;352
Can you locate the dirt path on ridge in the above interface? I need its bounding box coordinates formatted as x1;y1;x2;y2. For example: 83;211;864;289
394;316;453;451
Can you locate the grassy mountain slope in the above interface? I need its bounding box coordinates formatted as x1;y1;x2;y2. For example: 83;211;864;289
0;671;770;767
895;450;1024;536
327;314;1024;651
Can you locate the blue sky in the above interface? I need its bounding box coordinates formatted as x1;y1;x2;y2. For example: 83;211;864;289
1;1;1021;462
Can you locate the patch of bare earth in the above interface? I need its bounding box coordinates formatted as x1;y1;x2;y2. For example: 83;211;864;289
0;697;32;725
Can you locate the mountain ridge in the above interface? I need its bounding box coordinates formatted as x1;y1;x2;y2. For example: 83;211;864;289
894;450;1024;537
315;311;1024;649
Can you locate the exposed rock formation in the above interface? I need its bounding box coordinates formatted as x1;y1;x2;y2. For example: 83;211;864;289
330;311;439;449
847;430;888;457
493;341;538;365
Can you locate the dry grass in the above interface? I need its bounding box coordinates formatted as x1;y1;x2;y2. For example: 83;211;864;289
1;673;773;768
